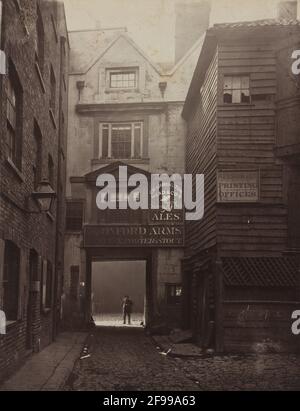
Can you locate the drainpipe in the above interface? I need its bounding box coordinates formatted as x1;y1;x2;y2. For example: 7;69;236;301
0;1;2;46
0;1;6;75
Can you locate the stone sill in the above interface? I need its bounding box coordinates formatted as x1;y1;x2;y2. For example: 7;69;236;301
105;88;140;94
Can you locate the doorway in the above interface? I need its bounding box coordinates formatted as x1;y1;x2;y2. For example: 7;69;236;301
91;260;147;327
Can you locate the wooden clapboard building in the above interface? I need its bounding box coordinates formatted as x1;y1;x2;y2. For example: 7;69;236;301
182;16;300;352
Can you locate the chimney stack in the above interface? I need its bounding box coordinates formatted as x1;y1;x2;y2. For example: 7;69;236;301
175;1;211;63
277;1;297;20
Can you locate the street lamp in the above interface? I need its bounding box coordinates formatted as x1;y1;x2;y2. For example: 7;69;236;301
32;179;56;213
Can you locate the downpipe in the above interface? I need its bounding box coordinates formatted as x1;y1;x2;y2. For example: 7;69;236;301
0;0;6;75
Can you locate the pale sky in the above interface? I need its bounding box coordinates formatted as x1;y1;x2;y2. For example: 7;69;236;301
62;0;291;63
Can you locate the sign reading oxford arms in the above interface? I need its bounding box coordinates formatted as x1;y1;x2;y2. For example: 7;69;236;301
85;207;184;247
84;223;184;248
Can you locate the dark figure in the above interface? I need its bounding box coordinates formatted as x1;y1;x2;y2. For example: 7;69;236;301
122;295;133;325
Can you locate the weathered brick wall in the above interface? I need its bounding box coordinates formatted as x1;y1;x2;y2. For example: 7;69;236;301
0;0;69;382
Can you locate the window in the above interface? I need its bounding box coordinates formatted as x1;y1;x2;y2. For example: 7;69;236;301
223;76;250;104
109;70;137;89
66;201;84;231
35;5;45;73
6;64;22;168
48;154;54;188
166;284;182;305
99;122;143;159
33;122;42;189
50;65;56;112
41;261;52;310
111;124;131;158
3;241;20;321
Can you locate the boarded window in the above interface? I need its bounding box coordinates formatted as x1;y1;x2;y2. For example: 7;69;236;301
3;241;20;321
66;201;84;231
223;76;250;104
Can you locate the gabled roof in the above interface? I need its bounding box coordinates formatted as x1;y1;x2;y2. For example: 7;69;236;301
84;161;151;183
69;28;126;74
69;27;205;77
213;18;300;29
182;19;300;119
166;34;206;77
69;29;163;75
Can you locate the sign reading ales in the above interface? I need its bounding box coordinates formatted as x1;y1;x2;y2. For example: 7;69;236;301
217;170;259;203
84;224;184;247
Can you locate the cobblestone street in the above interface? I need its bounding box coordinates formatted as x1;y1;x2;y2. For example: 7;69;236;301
63;327;300;391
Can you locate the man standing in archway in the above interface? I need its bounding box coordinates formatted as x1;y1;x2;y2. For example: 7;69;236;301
122;296;133;325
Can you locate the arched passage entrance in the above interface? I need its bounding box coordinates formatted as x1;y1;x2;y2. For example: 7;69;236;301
84;248;155;328
92;260;146;327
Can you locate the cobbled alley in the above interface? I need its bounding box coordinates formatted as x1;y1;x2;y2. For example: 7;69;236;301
63;327;300;391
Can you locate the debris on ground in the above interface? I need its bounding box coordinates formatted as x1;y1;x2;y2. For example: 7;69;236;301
80;345;91;360
80;354;91;360
159;348;172;356
152;329;213;358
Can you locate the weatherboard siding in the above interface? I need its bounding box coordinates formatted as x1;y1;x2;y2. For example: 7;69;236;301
216;41;287;256
185;50;218;253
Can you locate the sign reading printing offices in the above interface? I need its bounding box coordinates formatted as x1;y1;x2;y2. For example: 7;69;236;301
217;170;260;203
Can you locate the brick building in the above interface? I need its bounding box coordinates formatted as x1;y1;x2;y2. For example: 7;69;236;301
182;4;300;352
63;3;209;330
0;0;69;381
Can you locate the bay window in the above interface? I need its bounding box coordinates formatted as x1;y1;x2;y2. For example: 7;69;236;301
99;122;143;159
